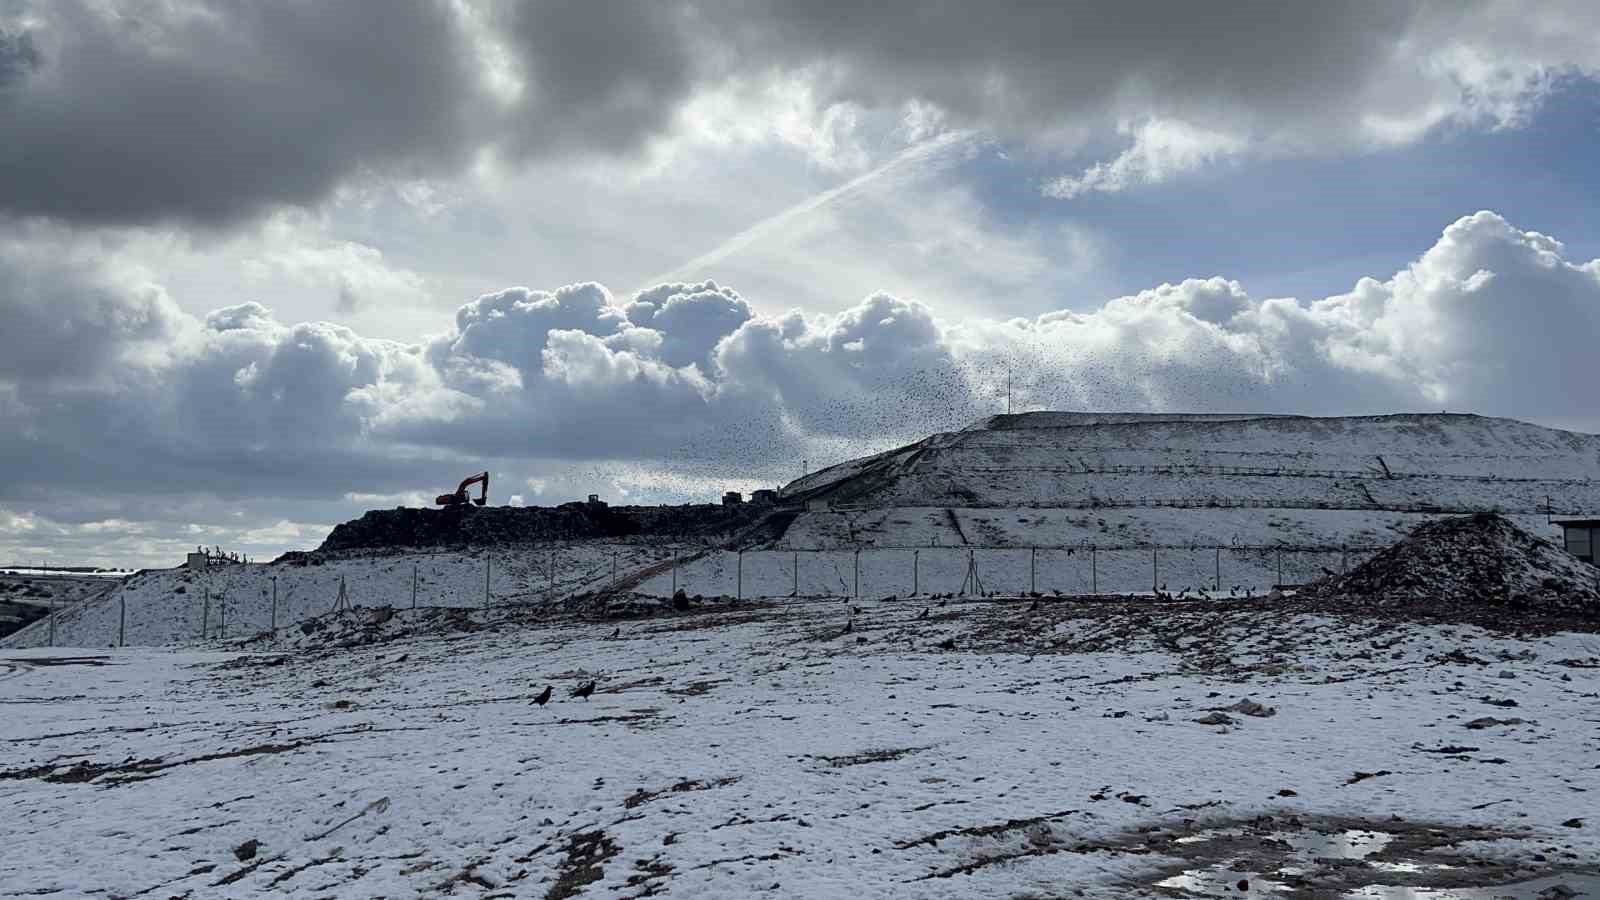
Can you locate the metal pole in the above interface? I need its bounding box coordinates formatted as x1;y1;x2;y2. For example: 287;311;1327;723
913;549;919;595
737;550;743;601
1091;548;1098;595
1030;547;1037;594
1276;549;1283;588
611;551;617;585
853;549;860;599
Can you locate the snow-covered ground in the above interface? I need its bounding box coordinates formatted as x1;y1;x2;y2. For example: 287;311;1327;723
3;596;1597;898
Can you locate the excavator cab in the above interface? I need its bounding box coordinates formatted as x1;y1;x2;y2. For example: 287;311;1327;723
436;472;489;507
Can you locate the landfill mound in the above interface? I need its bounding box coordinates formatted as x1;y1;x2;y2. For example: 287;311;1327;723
308;503;795;555
1307;513;1600;619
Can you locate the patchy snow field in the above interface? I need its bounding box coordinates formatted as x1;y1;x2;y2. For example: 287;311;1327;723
4;596;1598;898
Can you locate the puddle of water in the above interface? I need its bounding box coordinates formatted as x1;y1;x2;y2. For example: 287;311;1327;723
1282;829;1393;860
1176;828;1243;845
1157;868;1287;895
1343;874;1600;899
1368;860;1460;875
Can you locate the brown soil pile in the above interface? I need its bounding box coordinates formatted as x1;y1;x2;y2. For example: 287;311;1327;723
1306;513;1599;619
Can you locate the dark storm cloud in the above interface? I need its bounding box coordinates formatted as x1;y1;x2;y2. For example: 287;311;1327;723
4;1;1595;227
0;26;38;86
0;1;486;226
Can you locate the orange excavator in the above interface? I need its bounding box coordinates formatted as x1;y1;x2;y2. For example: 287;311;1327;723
436;472;489;507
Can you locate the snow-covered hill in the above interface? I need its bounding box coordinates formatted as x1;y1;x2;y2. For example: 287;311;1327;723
780;412;1598;550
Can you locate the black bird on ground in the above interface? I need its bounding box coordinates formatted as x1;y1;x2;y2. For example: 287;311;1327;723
917;607;929;620
610;627;620;639
532;685;552;706
937;637;957;651
572;680;596;701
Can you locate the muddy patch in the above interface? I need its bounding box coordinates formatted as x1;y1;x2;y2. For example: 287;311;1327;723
1135;813;1598;898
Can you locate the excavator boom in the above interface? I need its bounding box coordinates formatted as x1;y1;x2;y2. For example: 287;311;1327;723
434;471;489;507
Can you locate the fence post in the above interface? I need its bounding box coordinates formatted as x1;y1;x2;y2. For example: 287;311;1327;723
737;550;743;601
119;593;126;647
611;551;618;586
1091;548;1098;595
854;548;860;599
913;549;919;595
1030;547;1037;594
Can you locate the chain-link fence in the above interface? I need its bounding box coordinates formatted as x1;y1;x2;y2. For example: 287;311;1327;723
15;541;1387;648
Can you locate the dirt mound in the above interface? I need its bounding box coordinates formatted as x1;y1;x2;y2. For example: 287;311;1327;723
305;503;795;555
1308;513;1600;618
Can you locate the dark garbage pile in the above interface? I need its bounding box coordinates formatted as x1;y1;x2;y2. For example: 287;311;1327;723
298;502;796;555
1304;513;1600;623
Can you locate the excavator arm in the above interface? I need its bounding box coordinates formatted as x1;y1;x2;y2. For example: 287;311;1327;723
435;471;489;507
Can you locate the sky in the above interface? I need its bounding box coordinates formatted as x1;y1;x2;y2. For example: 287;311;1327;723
3;0;1600;567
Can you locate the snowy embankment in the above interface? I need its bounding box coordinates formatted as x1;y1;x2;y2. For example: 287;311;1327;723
3;596;1598;898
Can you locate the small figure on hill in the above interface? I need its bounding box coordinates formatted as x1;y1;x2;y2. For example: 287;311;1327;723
610;626;620;639
572;680;596;701
532;685;552;706
917;607;929;620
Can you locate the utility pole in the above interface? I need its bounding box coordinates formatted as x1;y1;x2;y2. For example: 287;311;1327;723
912;549;919;595
1005;371;1012;415
671;552;678;595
